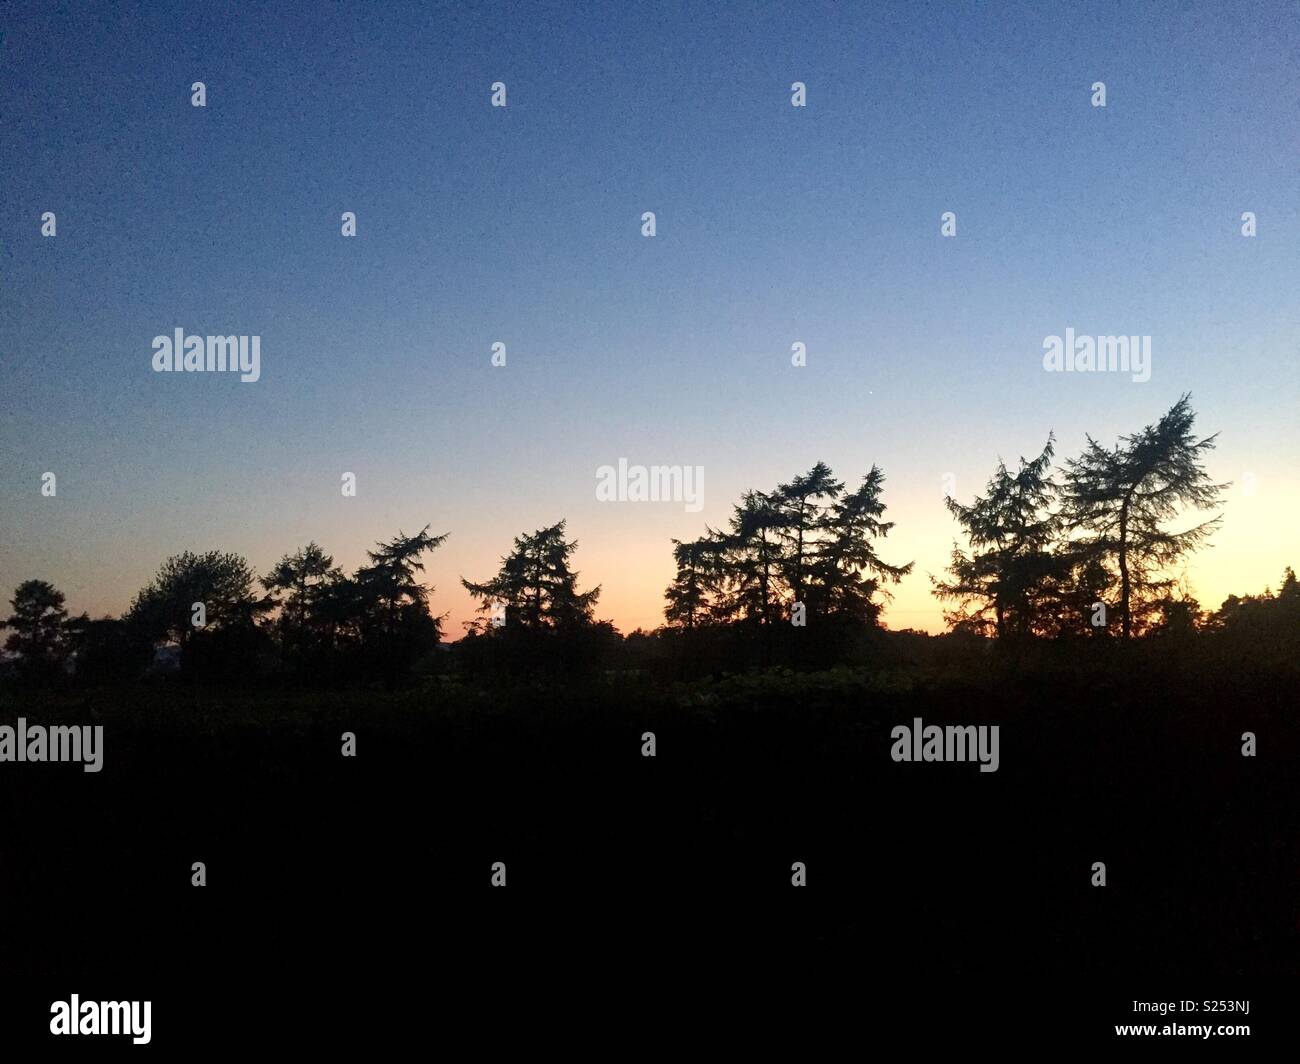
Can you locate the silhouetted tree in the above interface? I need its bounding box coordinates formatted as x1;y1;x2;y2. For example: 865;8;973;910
1204;566;1300;667
1063;395;1225;637
261;542;349;675
461;520;613;675
1210;566;1300;632
463;520;600;631
774;462;843;609
664;537;714;629
63;614;153;685
1044;553;1115;638
352;526;448;683
933;439;1066;638
311;573;365;656
127;551;268;652
663;462;909;672
723;490;787;628
1151;586;1204;638
2;579;70;682
263;543;338;630
808;465;913;625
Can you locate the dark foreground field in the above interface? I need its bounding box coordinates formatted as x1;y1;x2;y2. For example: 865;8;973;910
1;659;1295;1048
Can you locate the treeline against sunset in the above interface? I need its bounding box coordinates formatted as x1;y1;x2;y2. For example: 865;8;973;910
2;395;1298;687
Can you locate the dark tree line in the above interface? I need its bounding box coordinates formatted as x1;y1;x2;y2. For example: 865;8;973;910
2;527;450;687
2;395;1294;687
0;521;613;686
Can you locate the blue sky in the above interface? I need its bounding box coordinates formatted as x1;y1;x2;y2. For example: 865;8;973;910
2;0;1298;633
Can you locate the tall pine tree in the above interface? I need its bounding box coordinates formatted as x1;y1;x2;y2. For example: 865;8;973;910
463;520;600;631
1062;395;1225;637
933;438;1065;637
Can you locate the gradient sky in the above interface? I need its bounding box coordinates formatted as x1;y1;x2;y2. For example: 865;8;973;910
2;1;1298;636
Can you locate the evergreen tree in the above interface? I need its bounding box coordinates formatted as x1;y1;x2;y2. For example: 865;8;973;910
722;491;786;627
262;542;339;634
663;463;909;633
354;527;447;639
933;439;1065;637
350;527;448;681
463;520;600;631
1;579;70;680
664;538;709;629
809;466;912;624
774;462;843;610
1062;395;1225;637
1043;553;1115;638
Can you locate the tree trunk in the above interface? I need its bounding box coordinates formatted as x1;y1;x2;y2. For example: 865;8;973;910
1118;502;1131;639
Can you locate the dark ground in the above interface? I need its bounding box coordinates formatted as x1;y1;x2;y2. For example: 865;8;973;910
1;664;1295;1049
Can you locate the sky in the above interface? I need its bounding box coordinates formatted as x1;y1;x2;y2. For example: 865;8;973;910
2;0;1298;636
